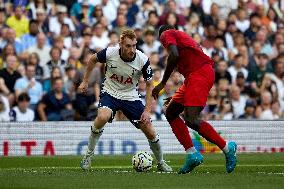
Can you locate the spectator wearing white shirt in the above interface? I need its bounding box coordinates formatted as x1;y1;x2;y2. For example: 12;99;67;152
231;85;247;118
236;8;250;33
228;54;248;83
91;22;110;51
10;92;34;122
26;33;51;67
49;5;75;36
141;29;161;57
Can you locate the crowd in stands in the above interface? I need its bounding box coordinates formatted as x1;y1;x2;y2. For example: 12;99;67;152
0;0;284;121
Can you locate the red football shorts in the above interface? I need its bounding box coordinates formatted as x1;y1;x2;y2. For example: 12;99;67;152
172;64;215;107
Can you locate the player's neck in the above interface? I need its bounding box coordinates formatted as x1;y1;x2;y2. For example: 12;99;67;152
119;48;136;62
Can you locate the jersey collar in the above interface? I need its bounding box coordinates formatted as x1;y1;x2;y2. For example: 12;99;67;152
119;48;136;62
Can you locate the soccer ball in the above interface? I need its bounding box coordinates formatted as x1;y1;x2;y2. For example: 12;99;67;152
132;151;153;172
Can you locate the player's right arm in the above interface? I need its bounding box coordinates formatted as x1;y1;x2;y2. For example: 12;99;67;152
78;53;98;93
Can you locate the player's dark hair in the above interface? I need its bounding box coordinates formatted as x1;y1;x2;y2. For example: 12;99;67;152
158;25;175;38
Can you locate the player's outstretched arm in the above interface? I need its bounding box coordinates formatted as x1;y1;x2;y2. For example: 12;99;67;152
152;45;178;99
78;53;97;93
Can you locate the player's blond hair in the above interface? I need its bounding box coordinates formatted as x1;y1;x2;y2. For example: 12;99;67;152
120;29;136;42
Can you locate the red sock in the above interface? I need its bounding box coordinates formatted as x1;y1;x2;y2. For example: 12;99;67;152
169;117;194;151
198;121;226;149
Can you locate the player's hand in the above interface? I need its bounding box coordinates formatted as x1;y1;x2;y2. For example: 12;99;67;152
163;97;172;107
78;81;88;94
140;111;151;126
152;83;165;100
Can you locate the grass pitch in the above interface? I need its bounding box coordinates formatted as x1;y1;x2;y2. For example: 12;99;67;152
0;153;283;189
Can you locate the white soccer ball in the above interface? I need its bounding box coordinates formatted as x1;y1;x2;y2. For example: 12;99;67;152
132;151;153;172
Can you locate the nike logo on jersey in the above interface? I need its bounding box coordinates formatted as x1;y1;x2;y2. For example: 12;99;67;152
110;65;117;69
110;74;133;84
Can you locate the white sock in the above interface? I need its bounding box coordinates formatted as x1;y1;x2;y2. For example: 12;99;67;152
86;126;103;155
148;134;163;164
222;142;229;154
186;147;197;154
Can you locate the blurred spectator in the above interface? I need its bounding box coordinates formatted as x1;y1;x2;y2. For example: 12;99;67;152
235;72;254;97
141;29;161;57
203;3;219;26
10;92;34;121
248;53;273;86
64;66;76;100
108;31;119;47
231;85;247;118
70;0;94;28
268;56;284;111
35;8;50;35
271;32;284;58
60;24;72;49
43;66;62;93
92;5;104;26
0;93;10;121
14;64;43;110
228;54;248;83
236;8;250;33
20;19;40;50
53;35;69;61
0;55;21;104
25;52;44;82
112;13;130;36
6;6;29;38
73;53;101;120
0;43;18;69
271;101;282;119
124;0;139;27
49;5;75;36
91;22;110;51
144;11;159;31
0;8;8;30
29;0;52;19
170;71;183;92
165;12;183;30
238;99;257;119
255;29;273;57
256;91;274;119
37;76;74;121
211;0;238;19
43;47;66;79
217;97;234;120
203;84;219;120
136;0;158;27
185;12;204;37
0;28;24;55
158;0;186;26
244;13;261;42
215;60;232;84
101;0;119;23
158;80;175;114
26;32;51;67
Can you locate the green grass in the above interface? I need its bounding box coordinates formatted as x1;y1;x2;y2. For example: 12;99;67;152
0;153;284;189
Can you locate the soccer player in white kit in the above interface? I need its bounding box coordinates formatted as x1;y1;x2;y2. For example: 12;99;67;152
78;29;172;172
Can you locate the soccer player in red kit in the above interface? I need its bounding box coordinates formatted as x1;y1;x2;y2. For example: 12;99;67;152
152;25;237;174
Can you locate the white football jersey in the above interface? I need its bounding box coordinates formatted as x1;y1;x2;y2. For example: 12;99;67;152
96;47;153;101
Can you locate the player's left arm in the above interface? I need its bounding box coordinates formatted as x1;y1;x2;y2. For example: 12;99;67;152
140;59;154;125
152;45;179;99
140;79;153;126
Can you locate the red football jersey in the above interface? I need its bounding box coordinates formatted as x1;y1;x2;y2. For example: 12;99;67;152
160;29;214;78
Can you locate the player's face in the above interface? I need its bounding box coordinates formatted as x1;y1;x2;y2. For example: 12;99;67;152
120;37;137;61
